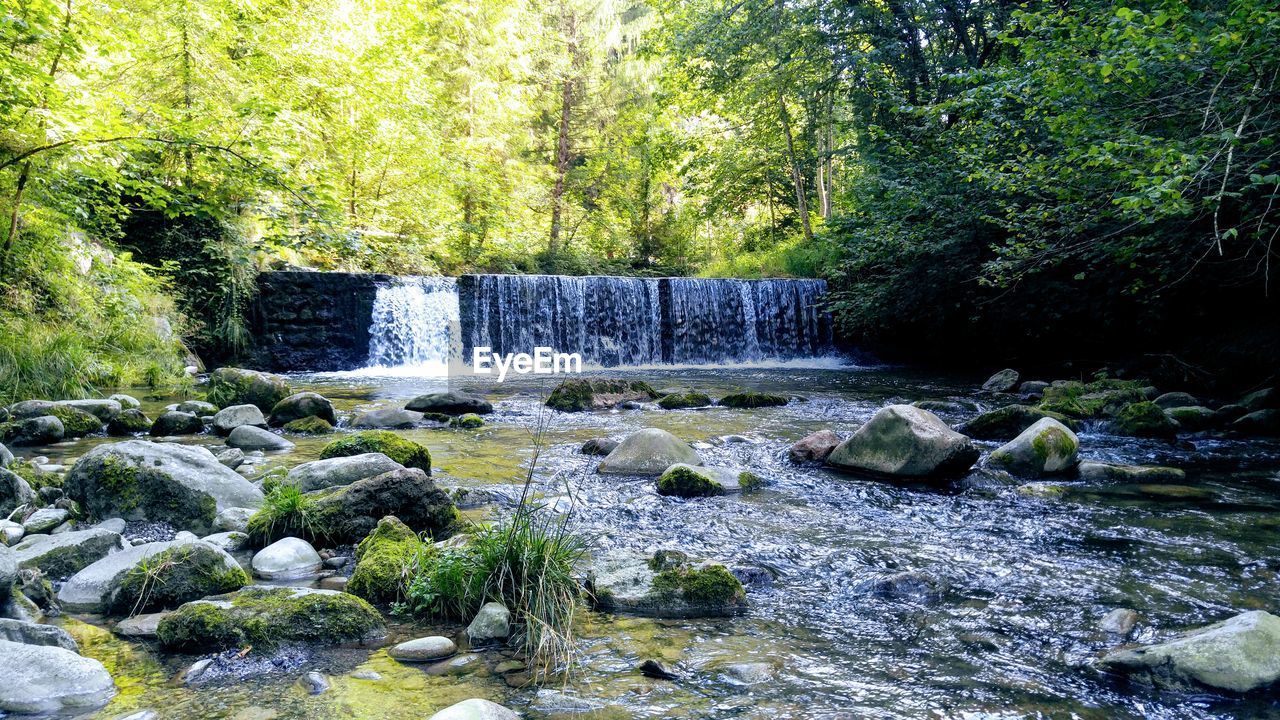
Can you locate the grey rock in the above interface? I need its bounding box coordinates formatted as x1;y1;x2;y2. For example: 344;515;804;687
1153;392;1198;410
597;428;702;476
56;399;121;422
268;392;337;427
406;391;493;416
466;602;510;643
0;520;24;546
108;394;141;410
214;507;255;533
588;550;746;618
1232;409;1280;436
427;699;519;720
988;417;1080;477
827;405;978;479
721;661;777;685
579;438;619;456
389;635;457;662
1100;610;1280;692
350;407;424;429
215;447;246;469
1240;387;1278;412
0;442;12;467
1101;608;1139;637
226;425;295;451
1077;461;1185;483
1019;380;1050;396
93;518;127;534
212;404;267;436
22;508;70;534
7;400;59;419
149;411;204;437
65;441;264;535
251;537;322;580
982;368;1020;393
0;639;116;714
200;531;249;553
0;618;77;650
175;400;218;416
855;571;941;601
56;537;198;612
657;463;759;496
285;453;404;492
113;612;169;639
1;467;36;517
11;529;125;579
787;429;840;464
302;671;330;695
4;416;64;446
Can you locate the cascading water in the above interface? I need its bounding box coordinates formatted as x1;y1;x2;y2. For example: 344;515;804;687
363;274;835;371
366;277;459;371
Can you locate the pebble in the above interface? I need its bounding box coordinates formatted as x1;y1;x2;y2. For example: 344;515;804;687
350;670;382;681
301;671;329;695
1101;608;1139;637
389;636;457;662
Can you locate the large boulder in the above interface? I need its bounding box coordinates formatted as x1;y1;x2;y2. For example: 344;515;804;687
347;516;424;605
211;404;267;436
0;618;78;651
1164;406;1218;432
597;428;702;476
156;585;384;652
1113;402;1179;439
788;429;841;464
64;441;264;535
320;430;431;474
56;399;121;422
251;537;323;580
982;369;1020;393
43;405;104;438
1076;461;1185;483
0;468;36;518
351;407;424;429
545;379;658;412
269;392;337;427
226;425;295;451
0;639;116;715
1100;610;1280;693
149;411;204;437
826;405;979;479
11;529;125;579
405;391;493;416
657;464;760;497
7;400;59;419
988;417;1079;477
57;537;197;612
106;409;152;435
103;541;247;615
205;367;291;413
1232;409;1280;437
588;550;747;618
3;416;64;446
959;405;1074;441
285;453;404;492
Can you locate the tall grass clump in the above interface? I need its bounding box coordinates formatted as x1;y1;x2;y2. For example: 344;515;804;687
398;400;587;675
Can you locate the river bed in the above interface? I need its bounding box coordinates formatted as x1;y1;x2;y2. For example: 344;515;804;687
17;365;1280;719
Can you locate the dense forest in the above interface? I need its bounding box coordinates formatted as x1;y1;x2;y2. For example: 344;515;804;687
2;0;1278;400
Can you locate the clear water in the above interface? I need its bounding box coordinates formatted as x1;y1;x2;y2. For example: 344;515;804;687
21;367;1280;719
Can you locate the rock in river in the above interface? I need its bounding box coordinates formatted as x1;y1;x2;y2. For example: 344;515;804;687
351;407;424;429
156;586;384;652
149;411;204;437
12;529;125;579
427;699;519;720
826;405;979;479
285;453;404;492
959;405;1074;441
597;428;702;476
988;417;1079;477
389;635;457;662
467;602;511;643
212;404;267;436
65;441;264;535
252;537;323;580
656;464;760;497
788;429;840;463
0;639;116;714
269;392;337;427
405;391;493;416
588;550;746;618
1100;610;1280;693
226;425;295;451
982;368;1020;393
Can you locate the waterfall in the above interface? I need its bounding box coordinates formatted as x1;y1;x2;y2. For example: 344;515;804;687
366;277;459;370
363;274;833;371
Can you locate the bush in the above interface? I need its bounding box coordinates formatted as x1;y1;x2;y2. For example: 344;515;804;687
320;430;431;474
245;484;318;547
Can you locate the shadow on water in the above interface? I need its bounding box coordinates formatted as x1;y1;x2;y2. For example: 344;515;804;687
21;366;1280;719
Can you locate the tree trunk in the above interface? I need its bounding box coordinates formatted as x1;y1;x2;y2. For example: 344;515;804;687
778;96;814;242
0;162;31;279
548;8;578;263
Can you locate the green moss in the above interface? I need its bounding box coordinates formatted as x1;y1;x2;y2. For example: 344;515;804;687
657;392;712;409
656;466;723;497
205;368;290;413
545;379;658;412
107;409;152;435
97;455;143;513
282;415;334;435
348;517;431;605
1039;379;1146;419
1114;401;1179;438
1030;426;1076;462
652;565;745;607
738;471;764;492
449;413;484;429
108;544;249;616
45;405;103;437
320;430;431;474
648;549;689;572
79;454;217;528
156;587;383;652
9;459;57;492
718;391;788;409
421;412;453;423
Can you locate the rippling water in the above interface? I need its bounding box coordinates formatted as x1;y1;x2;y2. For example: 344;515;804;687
36;367;1280;719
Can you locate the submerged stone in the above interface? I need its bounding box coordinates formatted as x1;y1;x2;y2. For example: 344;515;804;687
406;391;493;416
1100;610;1280;693
226;425;295;451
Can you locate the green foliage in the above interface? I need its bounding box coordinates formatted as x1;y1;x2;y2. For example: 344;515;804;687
399;509;586;671
245;484;318;547
319;430;431;474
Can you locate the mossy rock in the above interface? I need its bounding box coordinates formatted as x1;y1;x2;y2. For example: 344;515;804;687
657;392;712;410
347;516;431;605
718;391;788;409
449;413;484;429
206;368;291;413
320;431;431;474
107;409;152;436
1114;402;1179;439
959;405;1075;440
106;543;249;616
545;379;659;412
656;464;760;497
652;564;746;614
43;406;103;438
1039;379;1146;419
156;585;385;652
283;416;334;435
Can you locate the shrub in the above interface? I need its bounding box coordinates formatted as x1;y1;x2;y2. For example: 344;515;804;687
245;484;318;547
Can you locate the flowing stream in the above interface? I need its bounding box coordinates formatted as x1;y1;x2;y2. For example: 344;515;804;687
30;367;1280;720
